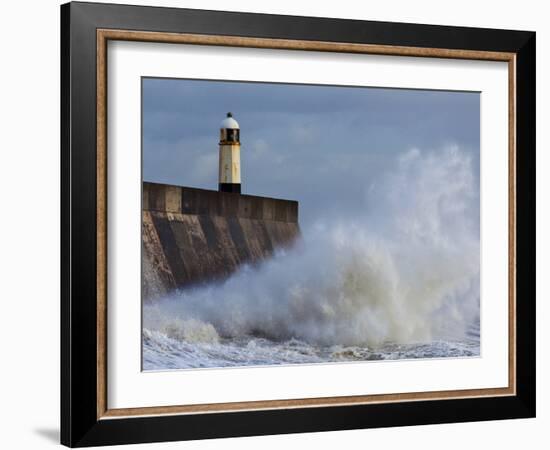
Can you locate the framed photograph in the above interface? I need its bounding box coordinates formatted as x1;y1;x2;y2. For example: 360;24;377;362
61;1;536;447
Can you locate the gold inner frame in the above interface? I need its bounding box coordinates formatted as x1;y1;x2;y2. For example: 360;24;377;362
96;29;517;420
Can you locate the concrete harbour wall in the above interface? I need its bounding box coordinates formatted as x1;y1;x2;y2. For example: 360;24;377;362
142;182;300;301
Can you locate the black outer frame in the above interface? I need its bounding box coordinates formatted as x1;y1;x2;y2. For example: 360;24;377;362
60;1;536;447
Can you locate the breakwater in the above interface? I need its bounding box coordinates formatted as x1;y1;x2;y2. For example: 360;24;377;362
142;182;300;301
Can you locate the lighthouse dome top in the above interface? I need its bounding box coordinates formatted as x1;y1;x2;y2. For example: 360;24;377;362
220;112;239;129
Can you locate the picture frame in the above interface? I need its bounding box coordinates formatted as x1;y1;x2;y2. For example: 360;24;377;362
60;1;535;447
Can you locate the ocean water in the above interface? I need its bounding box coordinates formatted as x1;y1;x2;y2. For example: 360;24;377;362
143;326;480;370
143;147;481;371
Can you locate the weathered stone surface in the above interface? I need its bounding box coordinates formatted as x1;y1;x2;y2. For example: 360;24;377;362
142;211;177;300
142;182;300;302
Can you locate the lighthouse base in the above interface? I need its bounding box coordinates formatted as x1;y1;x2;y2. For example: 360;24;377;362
219;183;241;194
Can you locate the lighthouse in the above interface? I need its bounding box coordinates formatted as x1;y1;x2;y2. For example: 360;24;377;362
218;112;241;194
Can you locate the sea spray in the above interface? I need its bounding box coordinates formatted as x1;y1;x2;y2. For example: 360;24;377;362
143;146;480;367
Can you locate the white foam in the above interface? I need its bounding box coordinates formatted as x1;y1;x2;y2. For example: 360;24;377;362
143;146;480;357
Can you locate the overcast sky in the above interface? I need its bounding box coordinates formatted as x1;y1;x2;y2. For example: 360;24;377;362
142;78;479;229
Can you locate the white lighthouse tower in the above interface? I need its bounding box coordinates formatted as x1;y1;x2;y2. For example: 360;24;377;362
218;112;241;193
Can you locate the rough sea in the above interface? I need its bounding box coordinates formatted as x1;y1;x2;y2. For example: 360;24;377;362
143;326;480;370
143;147;481;371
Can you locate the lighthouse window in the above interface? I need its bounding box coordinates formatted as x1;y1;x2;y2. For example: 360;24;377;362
226;129;239;142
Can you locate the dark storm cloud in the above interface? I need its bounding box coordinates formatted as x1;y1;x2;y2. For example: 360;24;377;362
142;78;480;228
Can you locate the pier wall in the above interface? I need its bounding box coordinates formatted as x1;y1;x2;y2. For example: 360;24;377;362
142;182;300;301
